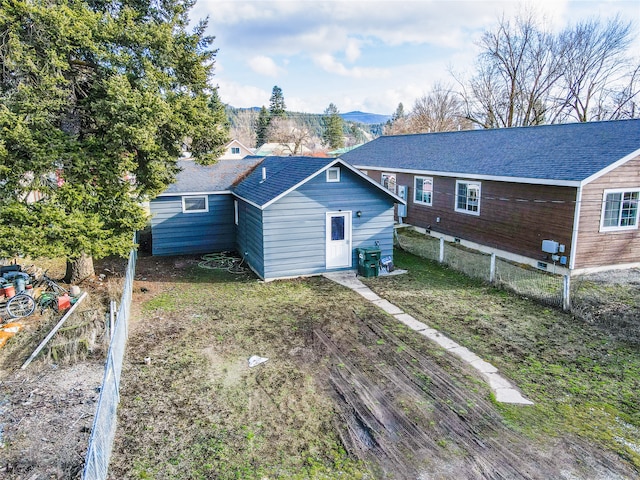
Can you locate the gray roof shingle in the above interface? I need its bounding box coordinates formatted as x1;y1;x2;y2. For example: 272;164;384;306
161;157;264;194
233;156;339;207
340;119;640;184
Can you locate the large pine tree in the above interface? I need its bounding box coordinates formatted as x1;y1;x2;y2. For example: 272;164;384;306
0;0;229;281
322;103;345;150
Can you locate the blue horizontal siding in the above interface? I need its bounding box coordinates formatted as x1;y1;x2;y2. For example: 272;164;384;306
261;168;396;279
235;201;265;278
150;195;235;256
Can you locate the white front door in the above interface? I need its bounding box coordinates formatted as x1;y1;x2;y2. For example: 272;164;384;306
326;211;352;268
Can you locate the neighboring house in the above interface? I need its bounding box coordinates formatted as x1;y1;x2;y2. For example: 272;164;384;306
254;142;312;156
220;139;254;160
341;119;640;275
150;156;404;281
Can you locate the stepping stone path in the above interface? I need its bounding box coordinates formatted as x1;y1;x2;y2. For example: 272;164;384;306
324;271;534;405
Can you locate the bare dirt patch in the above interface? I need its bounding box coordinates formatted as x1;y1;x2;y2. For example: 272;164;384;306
0;257;125;479
109;255;638;479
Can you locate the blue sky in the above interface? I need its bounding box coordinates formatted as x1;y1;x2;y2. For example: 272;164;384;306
190;0;640;115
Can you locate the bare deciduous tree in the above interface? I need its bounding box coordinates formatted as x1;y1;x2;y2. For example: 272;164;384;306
555;15;635;122
267;118;318;155
462;12;564;128
409;82;472;132
230;109;258;148
460;11;638;127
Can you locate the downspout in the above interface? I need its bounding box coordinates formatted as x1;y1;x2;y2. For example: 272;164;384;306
569;185;582;272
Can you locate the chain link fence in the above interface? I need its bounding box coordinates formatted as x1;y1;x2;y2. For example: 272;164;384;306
82;246;137;480
570;271;640;343
396;229;565;308
396;227;640;335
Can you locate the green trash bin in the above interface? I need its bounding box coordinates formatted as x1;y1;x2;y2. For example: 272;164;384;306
356;247;380;277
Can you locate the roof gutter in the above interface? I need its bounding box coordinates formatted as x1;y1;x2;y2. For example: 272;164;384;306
352;165;582;188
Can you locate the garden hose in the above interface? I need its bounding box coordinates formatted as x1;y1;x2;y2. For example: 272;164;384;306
198;252;247;274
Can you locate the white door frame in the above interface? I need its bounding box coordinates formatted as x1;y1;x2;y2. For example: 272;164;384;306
326;211;352;268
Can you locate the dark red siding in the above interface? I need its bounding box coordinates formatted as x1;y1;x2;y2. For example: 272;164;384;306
367;169;576;263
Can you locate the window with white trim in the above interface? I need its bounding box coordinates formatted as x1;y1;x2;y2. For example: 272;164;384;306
381;172;396;193
414;176;433;205
182;195;208;213
231;147;240;155
455;180;480;215
600;189;639;231
327;167;340;182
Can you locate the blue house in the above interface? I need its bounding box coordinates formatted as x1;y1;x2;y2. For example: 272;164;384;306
150;157;263;256
150;156;404;281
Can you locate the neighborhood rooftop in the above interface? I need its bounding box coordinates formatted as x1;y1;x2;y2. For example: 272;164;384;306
341;119;640;185
160;156;264;195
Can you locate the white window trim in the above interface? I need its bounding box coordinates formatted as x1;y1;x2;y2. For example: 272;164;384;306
327;167;340;182
182;195;209;214
413;176;433;206
599;188;640;232
231;147;241;154
381;172;397;194
455;180;481;216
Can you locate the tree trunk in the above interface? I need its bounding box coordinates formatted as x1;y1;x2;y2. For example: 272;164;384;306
65;252;95;284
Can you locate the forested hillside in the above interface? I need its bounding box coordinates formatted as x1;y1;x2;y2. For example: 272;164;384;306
225;106;385;149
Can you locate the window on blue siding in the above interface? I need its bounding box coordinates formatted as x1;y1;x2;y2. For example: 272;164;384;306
601;189;639;231
331;216;345;240
182;195;209;213
327;167;340;182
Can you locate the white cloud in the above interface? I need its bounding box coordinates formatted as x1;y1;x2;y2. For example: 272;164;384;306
199;0;640;114
248;55;282;77
313;53;389;78
344;38;361;62
215;81;270;108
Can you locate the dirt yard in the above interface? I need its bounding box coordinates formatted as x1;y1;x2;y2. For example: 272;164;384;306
108;254;638;479
0;259;124;479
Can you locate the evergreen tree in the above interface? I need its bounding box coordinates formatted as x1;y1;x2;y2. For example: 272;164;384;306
322;103;345;150
269;86;287;118
0;0;228;281
255;106;271;147
207;87;231;145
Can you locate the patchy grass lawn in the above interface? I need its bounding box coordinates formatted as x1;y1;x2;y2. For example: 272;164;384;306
109;254;639;479
363;248;640;470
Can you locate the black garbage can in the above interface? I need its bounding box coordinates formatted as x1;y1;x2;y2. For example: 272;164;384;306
356;247;380;277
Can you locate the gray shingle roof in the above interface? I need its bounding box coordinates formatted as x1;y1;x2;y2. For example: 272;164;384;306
341;119;640;184
161;157;264;194
233;156;339;207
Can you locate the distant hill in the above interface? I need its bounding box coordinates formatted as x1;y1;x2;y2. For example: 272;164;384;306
225;106;386;139
339;111;391;125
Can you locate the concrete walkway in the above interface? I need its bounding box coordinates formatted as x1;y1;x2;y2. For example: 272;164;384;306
323;270;534;405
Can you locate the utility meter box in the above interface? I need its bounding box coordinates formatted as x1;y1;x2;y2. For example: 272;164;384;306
356;247;380;277
541;240;559;254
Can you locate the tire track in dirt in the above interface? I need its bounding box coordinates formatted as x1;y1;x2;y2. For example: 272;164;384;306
314;310;631;479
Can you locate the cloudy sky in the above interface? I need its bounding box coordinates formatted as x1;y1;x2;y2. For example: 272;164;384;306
190;0;640;115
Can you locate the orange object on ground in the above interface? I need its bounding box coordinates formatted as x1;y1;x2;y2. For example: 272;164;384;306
3;285;15;298
0;322;23;348
57;294;71;311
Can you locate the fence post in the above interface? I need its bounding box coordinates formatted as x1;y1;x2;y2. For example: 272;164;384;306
563;275;571;311
439;237;444;263
490;253;496;284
